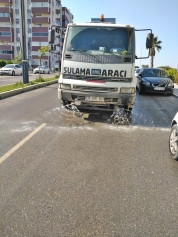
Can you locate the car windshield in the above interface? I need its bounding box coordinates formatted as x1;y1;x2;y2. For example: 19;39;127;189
65;26;135;56
143;69;168;78
136;69;141;73
3;65;15;68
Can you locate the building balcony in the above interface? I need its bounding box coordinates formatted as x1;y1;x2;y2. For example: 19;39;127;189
32;7;50;15
56;17;61;22
32;55;48;60
32;17;50;24
56;0;61;5
31;0;50;2
32;26;48;32
0;44;14;50
0;36;12;42
56;2;61;13
32;46;41;51
0;7;13;14
0;17;13;23
1;0;12;3
0;54;13;60
0;44;14;60
32;36;48;42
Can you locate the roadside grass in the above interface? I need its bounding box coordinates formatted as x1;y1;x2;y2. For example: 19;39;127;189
0;74;59;93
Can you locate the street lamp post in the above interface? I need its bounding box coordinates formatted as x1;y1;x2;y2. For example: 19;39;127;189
140;45;143;68
20;0;29;83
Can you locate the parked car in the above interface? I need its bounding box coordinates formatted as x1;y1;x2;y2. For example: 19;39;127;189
134;68;141;77
136;68;174;95
0;64;22;76
33;66;50;74
169;112;178;160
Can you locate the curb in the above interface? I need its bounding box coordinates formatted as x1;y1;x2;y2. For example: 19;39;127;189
173;93;178;98
173;83;178;98
0;79;58;99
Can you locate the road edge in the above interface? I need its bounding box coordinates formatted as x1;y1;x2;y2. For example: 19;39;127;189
0;79;58;99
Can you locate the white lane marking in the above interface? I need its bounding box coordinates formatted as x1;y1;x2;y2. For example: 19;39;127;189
0;123;46;164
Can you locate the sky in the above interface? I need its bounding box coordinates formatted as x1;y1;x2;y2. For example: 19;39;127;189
62;0;178;69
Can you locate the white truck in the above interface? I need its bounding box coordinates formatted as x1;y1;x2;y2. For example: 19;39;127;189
49;15;153;111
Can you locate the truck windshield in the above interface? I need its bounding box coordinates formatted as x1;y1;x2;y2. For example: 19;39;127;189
65;26;135;56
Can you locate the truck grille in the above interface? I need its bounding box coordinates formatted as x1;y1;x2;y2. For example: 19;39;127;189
73;85;118;92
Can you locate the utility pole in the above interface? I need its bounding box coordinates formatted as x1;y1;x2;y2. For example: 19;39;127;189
20;0;29;83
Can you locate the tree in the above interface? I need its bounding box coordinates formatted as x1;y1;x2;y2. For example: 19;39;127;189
0;60;6;68
149;36;162;68
38;46;50;77
12;54;22;64
142;64;149;68
38;46;50;67
166;68;178;84
6;60;13;64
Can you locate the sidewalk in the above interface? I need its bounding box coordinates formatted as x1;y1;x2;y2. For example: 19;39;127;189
174;83;178;97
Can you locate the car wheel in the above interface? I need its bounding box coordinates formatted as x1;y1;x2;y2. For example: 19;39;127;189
169;124;178;160
12;71;15;76
48;71;50;74
138;83;144;95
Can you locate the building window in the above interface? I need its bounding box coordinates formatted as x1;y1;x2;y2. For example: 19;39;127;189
32;42;48;46
32;32;48;37
32;2;49;7
0;32;11;36
16;19;20;24
0;13;10;17
0;50;14;54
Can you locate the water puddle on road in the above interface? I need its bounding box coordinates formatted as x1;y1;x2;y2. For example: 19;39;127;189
49;105;156;128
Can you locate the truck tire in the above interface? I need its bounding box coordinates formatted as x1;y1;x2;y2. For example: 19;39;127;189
169;124;178;160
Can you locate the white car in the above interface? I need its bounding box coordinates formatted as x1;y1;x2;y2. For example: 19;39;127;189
169;112;178;160
0;64;22;76
134;68;141;77
33;66;50;74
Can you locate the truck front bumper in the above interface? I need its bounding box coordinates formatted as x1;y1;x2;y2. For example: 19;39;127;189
58;88;136;110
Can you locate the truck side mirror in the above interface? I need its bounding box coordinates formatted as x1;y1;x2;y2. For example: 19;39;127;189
146;33;154;49
48;29;55;44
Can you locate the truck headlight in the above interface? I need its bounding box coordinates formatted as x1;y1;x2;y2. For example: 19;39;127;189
120;87;135;94
60;84;71;89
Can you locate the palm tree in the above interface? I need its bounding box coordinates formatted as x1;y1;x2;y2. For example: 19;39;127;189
149;36;162;68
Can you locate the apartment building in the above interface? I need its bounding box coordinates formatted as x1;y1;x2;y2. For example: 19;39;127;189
0;0;73;70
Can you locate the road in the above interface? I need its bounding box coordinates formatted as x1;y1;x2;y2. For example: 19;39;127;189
0;73;58;86
0;85;178;237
